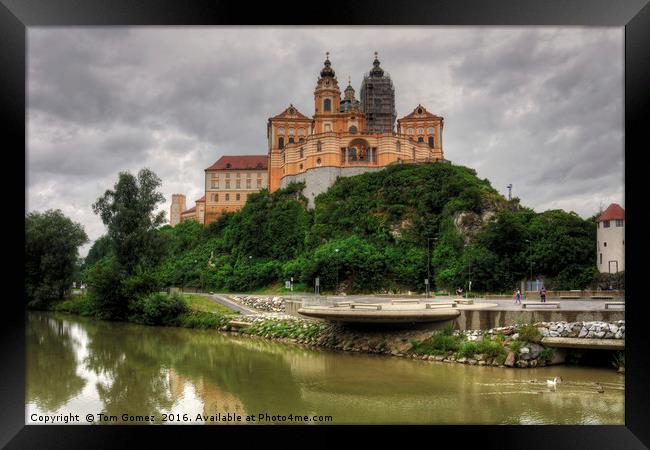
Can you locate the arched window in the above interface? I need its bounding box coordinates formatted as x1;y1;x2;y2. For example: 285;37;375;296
316;158;322;166
407;128;414;135
418;128;424;134
278;137;284;149
278;127;284;134
317;141;322;152
428;127;434;134
288;137;294;144
298;128;305;135
428;136;434;148
349;125;358;134
417;137;424;143
288;128;295;135
324;98;332;112
299;163;303;170
396;141;401;152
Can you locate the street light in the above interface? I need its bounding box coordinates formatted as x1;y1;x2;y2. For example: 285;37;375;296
334;248;340;295
525;239;532;293
427;237;438;299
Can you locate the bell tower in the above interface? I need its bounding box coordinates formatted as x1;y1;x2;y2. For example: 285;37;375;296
313;52;341;133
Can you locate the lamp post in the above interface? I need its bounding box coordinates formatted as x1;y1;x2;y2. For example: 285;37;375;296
467;248;471;299
427;237;437;299
525;239;532;293
335;248;340;295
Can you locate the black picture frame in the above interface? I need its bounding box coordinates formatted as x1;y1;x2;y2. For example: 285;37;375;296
4;0;649;447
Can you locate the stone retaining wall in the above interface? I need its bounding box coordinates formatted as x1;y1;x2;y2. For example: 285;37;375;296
455;309;624;330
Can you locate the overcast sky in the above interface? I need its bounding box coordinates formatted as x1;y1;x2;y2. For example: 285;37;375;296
27;27;624;256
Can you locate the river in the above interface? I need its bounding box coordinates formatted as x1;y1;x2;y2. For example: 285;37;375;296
26;311;624;425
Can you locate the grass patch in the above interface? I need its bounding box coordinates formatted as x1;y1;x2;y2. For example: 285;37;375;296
517;323;541;343
177;310;232;329
51;295;95;316
410;326;462;355
183;294;240;315
241;319;326;340
539;347;554;363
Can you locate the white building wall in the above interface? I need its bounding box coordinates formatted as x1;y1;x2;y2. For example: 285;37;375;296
596;222;625;273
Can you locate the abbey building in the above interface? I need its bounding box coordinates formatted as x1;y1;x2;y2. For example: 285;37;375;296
267;53;445;206
171;53;445;225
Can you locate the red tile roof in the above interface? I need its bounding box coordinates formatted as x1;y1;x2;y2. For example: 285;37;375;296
181;206;196;215
597;203;625;222
205;155;268;171
196;195;205;203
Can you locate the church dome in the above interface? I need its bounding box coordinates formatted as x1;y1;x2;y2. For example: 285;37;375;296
370;52;384;77
320;52;335;78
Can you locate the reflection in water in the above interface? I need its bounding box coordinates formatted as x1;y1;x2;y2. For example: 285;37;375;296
26;312;624;424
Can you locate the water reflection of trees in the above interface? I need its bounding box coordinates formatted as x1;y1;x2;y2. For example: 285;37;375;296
80;321;305;421
26;313;86;411
28;313;623;425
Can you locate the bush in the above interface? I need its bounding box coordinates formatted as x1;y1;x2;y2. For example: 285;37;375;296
411;327;461;355
86;257;128;320
475;335;507;359
134;292;188;326
457;341;480;358
52;295;95;316
517;323;541;343
539;347;554;363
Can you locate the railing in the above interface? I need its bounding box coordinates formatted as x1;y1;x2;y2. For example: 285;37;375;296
341;159;378;165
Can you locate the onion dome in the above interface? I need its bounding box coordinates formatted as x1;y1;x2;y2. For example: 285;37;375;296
370;51;384;77
320;51;335;78
344;76;355;99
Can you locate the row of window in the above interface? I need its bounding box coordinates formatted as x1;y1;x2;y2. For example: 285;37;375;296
406;127;436;135
599;220;624;228
277;127;306;135
209;193;247;202
210;179;263;189
211;172;263;179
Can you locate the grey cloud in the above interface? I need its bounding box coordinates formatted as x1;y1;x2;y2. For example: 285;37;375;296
26;27;623;255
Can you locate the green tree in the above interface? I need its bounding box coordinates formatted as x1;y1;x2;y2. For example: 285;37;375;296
25;210;88;308
90;168;167;319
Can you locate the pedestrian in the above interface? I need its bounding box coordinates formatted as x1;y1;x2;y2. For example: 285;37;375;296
540;286;547;303
456;287;463;297
514;288;522;304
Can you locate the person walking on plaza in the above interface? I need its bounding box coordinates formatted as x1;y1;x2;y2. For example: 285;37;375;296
514;288;522;304
540;286;547;303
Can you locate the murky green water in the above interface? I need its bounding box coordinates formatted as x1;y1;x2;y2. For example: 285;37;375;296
26;312;624;425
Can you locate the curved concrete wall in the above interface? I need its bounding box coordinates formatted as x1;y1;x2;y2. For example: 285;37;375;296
281;165;384;208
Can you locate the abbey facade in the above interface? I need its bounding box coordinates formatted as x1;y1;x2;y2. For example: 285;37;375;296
267;53;445;206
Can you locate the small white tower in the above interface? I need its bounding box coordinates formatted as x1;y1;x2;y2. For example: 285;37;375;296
596;203;625;273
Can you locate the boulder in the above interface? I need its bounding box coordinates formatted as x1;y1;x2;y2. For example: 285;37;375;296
504;352;516;367
533;343;544;358
516;360;529;368
579;328;588;338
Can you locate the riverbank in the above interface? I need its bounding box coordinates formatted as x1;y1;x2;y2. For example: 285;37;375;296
44;294;624;371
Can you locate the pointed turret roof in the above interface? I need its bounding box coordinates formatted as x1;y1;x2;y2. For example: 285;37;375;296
597;203;625;222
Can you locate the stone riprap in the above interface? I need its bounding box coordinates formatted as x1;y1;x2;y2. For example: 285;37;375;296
456;321;625;340
230;295;286;313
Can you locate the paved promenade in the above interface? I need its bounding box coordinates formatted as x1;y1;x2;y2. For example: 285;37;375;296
303;295;624;312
